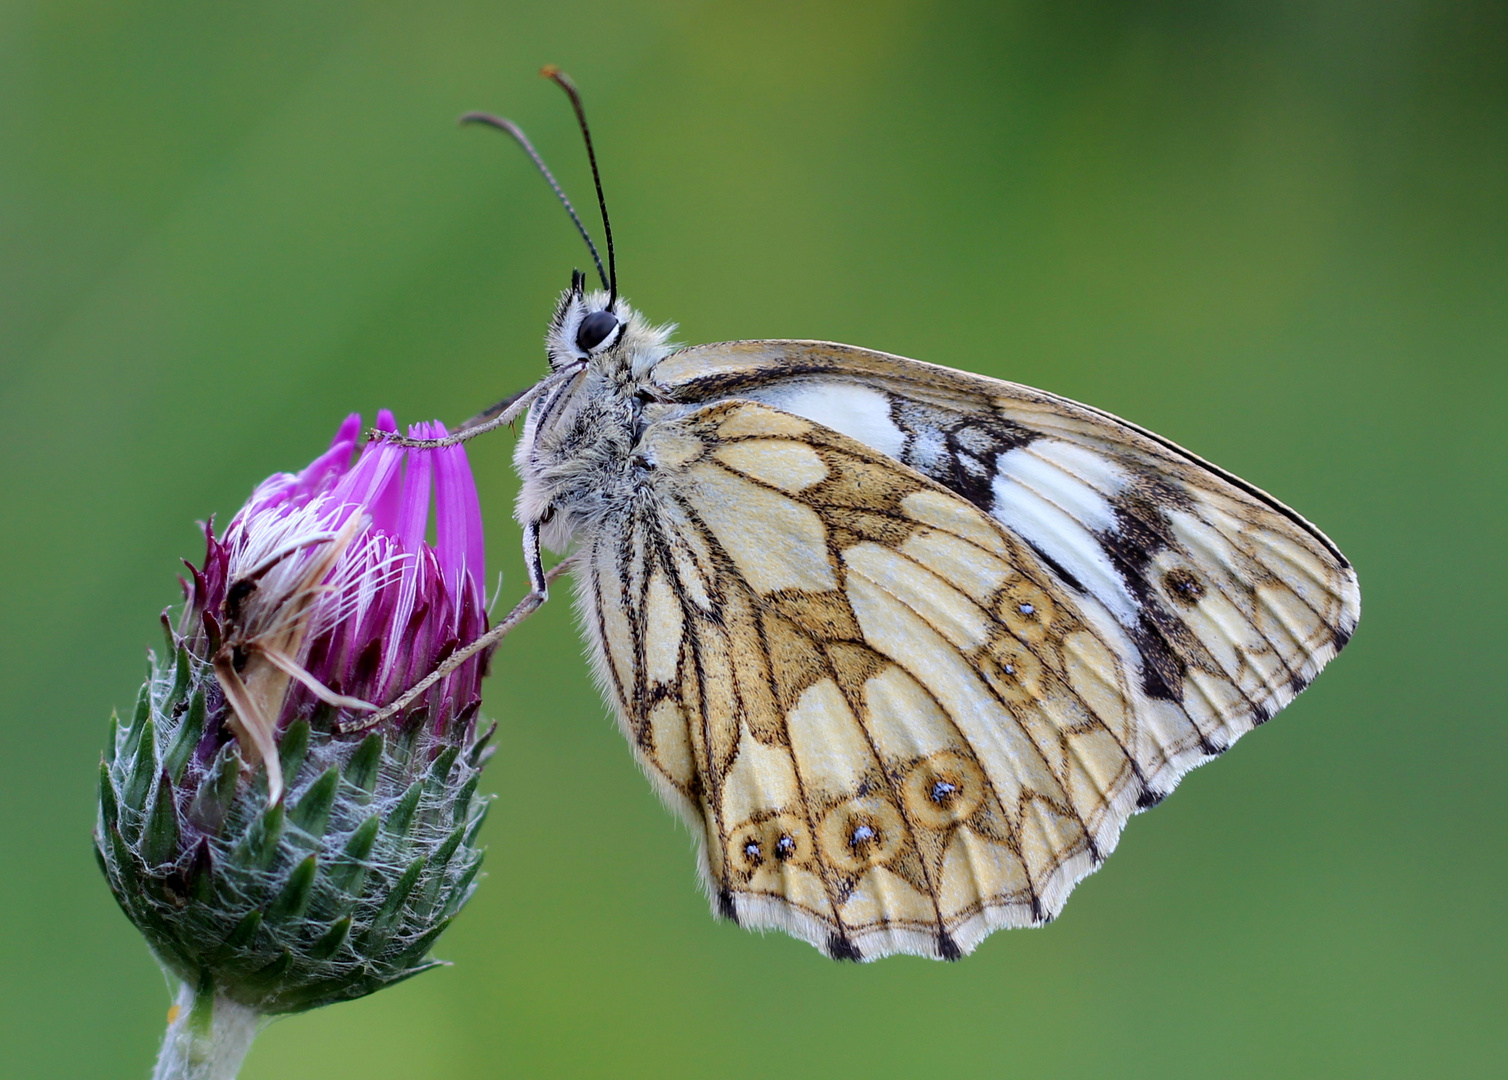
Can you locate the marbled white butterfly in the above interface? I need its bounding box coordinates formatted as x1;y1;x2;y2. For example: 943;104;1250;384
365;69;1360;962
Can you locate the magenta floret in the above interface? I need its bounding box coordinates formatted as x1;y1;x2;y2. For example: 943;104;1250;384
180;413;492;749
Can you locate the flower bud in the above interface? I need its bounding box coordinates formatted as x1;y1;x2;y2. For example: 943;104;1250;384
96;412;495;1042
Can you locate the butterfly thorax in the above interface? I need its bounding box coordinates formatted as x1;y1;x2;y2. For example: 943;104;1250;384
515;292;677;553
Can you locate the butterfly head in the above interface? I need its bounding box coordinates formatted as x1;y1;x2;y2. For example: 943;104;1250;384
548;269;626;365
545;270;672;375
468;73;675;376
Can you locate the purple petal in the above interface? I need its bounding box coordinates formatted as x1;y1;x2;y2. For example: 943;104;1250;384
364;415;407;533
334;430;404;522
332;412;364;448
292;413;363;500
395;422;434;552
432;421;485;604
375;550;422;699
366;469;403;536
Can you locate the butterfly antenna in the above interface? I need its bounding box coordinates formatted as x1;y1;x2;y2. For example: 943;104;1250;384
460;111;609;292
541;65;617;306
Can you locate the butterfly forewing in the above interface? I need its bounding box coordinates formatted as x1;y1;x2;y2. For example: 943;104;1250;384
653;341;1359;758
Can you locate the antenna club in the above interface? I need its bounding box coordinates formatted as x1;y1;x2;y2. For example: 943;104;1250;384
539;63;561;79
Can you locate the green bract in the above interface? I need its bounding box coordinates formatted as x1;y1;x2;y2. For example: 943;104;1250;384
96;624;492;1015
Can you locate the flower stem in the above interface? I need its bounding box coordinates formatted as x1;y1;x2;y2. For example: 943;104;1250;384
152;977;261;1080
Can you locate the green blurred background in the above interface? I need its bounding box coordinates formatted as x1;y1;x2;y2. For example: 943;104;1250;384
3;1;1504;1076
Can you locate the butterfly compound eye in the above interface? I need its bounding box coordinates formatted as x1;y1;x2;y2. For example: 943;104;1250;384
576;309;619;353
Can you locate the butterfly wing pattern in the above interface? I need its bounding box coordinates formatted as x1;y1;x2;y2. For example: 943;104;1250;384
567;340;1357;962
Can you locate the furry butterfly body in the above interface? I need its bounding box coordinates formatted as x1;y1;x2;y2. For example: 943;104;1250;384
508;284;1360;962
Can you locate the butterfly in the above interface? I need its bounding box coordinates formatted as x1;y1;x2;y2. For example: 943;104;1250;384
372;69;1360;962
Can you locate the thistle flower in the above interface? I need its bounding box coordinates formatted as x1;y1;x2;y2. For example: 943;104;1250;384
96;412;495;1079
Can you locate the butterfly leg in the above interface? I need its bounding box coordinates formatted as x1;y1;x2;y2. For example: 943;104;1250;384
458;388;529;433
523;518;551;598
336;553;574;734
369;401;526;449
369;368;578;449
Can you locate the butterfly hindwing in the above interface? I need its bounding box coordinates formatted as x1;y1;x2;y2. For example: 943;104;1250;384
574;399;1217;960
